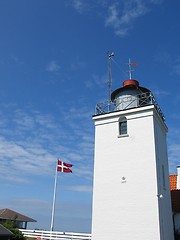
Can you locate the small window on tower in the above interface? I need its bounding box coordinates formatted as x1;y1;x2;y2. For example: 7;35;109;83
119;117;128;136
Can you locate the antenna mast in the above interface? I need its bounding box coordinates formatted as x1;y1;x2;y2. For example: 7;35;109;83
107;52;114;112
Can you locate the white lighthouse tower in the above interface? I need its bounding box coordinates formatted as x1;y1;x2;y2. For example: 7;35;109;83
91;59;174;240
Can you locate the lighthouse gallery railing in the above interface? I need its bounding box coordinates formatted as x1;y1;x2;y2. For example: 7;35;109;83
95;91;165;122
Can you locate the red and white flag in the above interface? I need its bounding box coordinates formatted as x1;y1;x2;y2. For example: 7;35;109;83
57;160;73;173
131;62;138;67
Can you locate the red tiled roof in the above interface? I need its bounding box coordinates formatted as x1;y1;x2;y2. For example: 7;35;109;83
171;190;180;213
169;174;177;190
0;209;36;222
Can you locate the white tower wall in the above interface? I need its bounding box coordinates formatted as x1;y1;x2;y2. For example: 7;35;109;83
177;166;180;189
92;105;174;240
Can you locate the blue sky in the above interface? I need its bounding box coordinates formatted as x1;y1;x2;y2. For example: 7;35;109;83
0;0;180;233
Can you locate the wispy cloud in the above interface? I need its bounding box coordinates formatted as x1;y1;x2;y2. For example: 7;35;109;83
152;89;170;98
0;135;56;182
168;143;180;173
11;55;24;65
65;185;93;193
85;73;107;89
70;0;84;14
46;60;61;72
150;0;163;4
68;0;92;14
70;59;86;71
172;57;180;76
154;53;180;77
0;104;94;183
167;125;180;173
69;0;163;37
105;0;149;37
153;51;171;64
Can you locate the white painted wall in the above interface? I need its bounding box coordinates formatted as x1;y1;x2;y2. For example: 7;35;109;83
177;166;180;189
153;110;174;240
91;105;174;240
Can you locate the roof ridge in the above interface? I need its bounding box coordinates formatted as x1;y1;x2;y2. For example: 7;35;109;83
0;209;7;215
0;208;36;222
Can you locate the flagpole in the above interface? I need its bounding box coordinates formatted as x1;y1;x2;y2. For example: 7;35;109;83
50;161;58;232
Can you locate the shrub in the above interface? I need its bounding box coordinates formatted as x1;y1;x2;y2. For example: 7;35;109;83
2;221;25;240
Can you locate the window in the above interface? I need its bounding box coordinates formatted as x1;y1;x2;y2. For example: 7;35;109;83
119;117;127;135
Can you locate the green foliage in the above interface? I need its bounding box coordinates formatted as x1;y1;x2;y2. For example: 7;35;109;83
2;221;26;240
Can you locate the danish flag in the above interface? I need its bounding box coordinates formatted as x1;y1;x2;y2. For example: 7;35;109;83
57;160;73;173
131;62;138;67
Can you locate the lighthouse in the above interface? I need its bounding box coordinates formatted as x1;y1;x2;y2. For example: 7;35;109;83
91;59;174;240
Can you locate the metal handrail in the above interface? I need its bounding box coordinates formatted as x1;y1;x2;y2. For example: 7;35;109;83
95;92;165;122
19;229;92;240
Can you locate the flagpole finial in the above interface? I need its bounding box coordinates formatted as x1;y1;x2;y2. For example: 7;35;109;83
127;58;138;80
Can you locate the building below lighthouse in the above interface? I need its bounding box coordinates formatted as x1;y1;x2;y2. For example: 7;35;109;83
91;63;174;240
